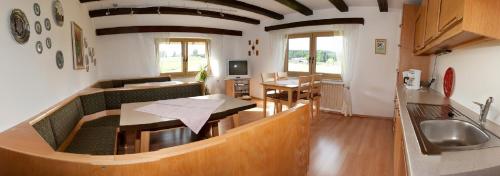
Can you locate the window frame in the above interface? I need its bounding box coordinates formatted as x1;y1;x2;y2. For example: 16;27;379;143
155;38;210;77
285;31;342;80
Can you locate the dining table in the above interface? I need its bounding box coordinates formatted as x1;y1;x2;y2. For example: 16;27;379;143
261;78;301;117
119;94;256;153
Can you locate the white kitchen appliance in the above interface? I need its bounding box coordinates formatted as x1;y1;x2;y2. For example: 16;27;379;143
402;69;421;89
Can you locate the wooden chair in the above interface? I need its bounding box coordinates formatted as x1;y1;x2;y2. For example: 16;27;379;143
276;75;312;112
310;74;323;119
261;73;281;115
276;72;288;80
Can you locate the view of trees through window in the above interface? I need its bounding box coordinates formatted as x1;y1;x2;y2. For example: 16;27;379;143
287;33;342;76
157;39;208;74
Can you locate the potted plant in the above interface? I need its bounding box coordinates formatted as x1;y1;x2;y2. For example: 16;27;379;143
196;65;209;94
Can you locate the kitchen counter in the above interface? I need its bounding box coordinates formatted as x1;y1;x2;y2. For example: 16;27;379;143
396;86;500;176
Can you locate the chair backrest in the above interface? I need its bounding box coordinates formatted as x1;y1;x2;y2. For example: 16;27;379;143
297;76;312;100
276;72;288;80
261;73;276;83
311;74;323;98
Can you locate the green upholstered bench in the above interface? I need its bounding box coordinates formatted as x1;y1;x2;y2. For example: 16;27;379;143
94;76;172;89
31;82;203;155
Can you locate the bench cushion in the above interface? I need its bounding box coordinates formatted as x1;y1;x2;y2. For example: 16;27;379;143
65;127;116;155
80;92;106;115
32;118;57;150
81;115;120;128
48;98;84;148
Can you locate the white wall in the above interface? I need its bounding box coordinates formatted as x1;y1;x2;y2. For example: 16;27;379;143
0;0;98;132
246;7;402;118
431;40;500;125
96;6;402;118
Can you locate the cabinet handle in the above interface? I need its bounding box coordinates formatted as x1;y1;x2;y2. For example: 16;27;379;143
440;17;461;32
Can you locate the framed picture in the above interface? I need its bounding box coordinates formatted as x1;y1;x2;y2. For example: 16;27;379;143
71;22;85;70
375;39;387;55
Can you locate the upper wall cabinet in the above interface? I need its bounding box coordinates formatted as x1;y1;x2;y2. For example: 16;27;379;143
414;0;500;55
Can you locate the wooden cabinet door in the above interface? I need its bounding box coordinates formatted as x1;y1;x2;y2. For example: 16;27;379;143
424;0;441;44
393;108;407;176
438;0;464;32
414;0;428;51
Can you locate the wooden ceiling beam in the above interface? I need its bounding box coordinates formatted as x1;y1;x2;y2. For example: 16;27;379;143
192;0;284;20
264;18;364;32
328;0;349;12
275;0;313;16
377;0;389;12
96;26;243;36
88;7;260;25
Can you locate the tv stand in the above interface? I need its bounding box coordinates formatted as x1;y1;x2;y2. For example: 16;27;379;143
225;78;251;100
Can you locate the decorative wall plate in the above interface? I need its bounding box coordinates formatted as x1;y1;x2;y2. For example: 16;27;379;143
35;21;42;34
34;3;41;16
44;18;51;31
46;37;52;49
36;41;43;54
10;9;30;44
56;51;64;69
53;0;64;27
443;67;455;97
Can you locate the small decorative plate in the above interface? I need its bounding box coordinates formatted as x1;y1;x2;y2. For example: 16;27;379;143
34;3;41;16
56;51;64;69
36;41;43;54
35;21;42;34
44;18;51;31
443;67;455;97
10;9;30;44
46;37;52;49
53;0;64;27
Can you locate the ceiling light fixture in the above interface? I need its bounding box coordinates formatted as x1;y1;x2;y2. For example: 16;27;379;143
197;9;202;15
105;9;110;16
157;7;161;15
130;8;134;15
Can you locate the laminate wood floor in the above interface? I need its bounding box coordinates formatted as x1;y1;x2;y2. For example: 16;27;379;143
120;100;394;176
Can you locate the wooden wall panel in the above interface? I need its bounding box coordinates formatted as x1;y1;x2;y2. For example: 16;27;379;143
0;104;310;176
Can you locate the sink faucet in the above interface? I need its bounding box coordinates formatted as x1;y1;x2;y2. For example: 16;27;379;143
474;97;494;127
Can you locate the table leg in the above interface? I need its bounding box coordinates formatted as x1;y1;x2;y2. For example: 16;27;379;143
263;87;267;117
288;90;293;109
211;123;219;136
124;130;137;154
232;114;240;127
140;131;150;153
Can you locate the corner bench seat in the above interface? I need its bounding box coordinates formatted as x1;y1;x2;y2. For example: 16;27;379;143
31;82;203;156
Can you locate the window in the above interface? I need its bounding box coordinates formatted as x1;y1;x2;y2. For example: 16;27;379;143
156;38;209;76
286;32;343;79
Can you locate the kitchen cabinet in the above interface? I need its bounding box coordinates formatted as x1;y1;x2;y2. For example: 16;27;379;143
414;0;500;55
393;96;408;176
424;0;441;44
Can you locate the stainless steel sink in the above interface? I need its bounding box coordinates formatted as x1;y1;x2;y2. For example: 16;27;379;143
406;103;500;155
420;120;490;148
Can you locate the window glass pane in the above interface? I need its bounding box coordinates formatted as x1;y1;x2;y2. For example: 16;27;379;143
159;42;182;73
288;38;310;72
315;36;343;74
187;41;208;72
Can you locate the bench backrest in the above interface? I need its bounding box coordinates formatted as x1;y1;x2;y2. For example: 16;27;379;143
32;83;203;150
95;76;172;89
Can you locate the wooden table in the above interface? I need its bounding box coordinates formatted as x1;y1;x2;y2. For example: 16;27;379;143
261;79;300;117
119;94;256;153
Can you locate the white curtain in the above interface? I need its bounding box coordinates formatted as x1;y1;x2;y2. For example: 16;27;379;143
269;31;288;72
337;24;361;117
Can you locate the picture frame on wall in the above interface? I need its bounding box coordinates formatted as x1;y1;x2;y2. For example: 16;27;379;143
71;22;85;70
375;39;387;55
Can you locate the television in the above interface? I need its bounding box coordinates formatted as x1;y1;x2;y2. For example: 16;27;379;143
228;60;248;78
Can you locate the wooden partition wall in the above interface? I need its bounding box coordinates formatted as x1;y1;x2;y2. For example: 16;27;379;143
0;104;310;176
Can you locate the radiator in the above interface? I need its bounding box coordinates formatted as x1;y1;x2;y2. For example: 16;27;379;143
320;82;344;112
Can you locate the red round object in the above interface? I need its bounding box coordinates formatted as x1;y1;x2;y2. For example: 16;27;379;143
443;67;455;97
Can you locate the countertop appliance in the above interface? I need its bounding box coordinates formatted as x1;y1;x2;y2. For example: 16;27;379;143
403;69;421;90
